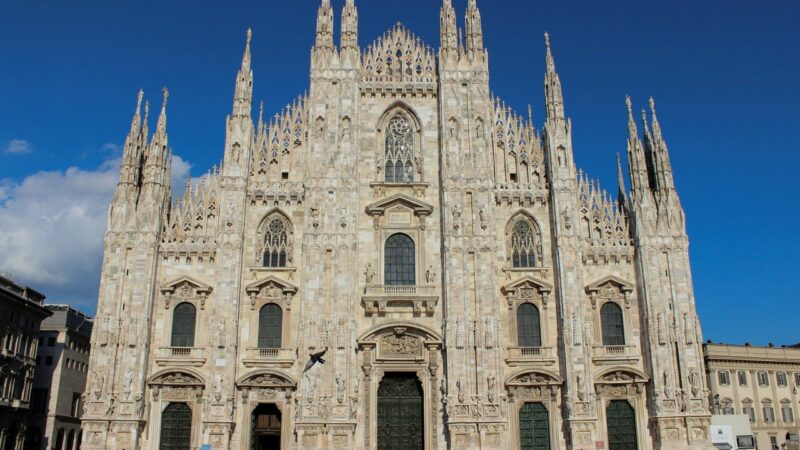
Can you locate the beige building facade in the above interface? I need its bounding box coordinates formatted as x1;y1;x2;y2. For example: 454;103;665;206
31;305;93;450
705;343;800;449
82;1;714;449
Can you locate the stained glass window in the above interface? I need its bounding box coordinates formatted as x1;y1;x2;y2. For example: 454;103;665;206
601;302;625;346
171;303;196;348
510;217;541;268
385;234;415;286
258;304;282;349
517;304;542;348
385;116;415;183
263;215;289;268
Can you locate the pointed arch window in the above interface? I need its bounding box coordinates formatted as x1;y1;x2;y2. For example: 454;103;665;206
509;215;542;268
384;115;415;183
258;304;283;349
262;214;290;268
384;233;415;286
600;302;625;346
517;303;542;348
171;303;196;348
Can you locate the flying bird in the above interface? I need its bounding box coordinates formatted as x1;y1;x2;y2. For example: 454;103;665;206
303;347;328;373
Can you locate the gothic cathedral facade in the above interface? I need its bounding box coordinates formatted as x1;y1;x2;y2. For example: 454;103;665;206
82;1;713;449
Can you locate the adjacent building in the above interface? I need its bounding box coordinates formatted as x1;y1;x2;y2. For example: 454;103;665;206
0;275;52;450
31;305;93;450
705;343;800;450
83;1;714;449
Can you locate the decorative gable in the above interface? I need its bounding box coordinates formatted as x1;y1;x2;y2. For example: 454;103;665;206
160;276;213;309
365;193;433;230
245;275;298;310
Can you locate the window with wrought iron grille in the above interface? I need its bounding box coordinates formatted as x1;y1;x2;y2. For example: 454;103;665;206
384;233;415;286
600;302;625;346
758;371;770;386
262;214;290;268
384;115;415;183
718;371;731;386
509;216;541;268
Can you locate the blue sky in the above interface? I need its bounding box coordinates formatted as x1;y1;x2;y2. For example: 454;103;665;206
0;0;798;345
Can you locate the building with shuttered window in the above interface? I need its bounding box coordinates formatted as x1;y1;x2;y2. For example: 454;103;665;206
705;343;800;450
82;1;714;449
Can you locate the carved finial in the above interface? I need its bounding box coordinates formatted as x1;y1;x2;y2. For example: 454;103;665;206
136;89;144;111
544;32;551;49
625;96;633;116
246;28;252;45
161;87;169;110
649;96;656;115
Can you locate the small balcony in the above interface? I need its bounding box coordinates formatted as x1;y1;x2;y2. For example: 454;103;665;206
505;346;557;366
592;345;639;364
155;347;206;367
362;285;438;316
242;348;295;368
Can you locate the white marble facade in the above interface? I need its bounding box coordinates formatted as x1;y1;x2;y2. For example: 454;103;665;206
82;1;713;449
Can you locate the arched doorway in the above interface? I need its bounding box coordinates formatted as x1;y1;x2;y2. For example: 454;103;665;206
377;373;423;450
519;402;550;450
251;404;281;450
606;400;637;450
159;403;192;450
53;429;64;450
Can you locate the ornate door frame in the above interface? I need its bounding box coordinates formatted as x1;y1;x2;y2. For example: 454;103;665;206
235;370;296;450
593;368;649;450
357;322;443;450
146;369;206;450
504;369;562;450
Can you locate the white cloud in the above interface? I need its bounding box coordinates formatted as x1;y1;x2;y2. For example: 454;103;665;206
0;153;192;311
4;139;33;155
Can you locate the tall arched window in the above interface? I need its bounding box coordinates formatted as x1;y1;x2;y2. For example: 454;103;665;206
517;303;542;348
509;215;541;268
262;214;290;268
384;234;415;286
600;302;625;346
384;115;415;183
258;304;283;349
171;303;197;348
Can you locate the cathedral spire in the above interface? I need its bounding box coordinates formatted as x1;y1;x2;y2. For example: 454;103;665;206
617;152;628;206
118;90;146;190
440;0;458;56
465;0;484;54
152;87;169;150
340;0;358;50
625;96;650;195
648;97;676;191
315;0;334;50
544;32;566;124
233;29;254;119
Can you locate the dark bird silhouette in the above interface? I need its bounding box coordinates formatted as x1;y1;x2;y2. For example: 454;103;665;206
303;347;328;373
